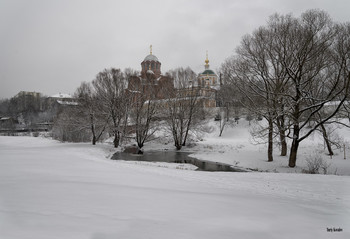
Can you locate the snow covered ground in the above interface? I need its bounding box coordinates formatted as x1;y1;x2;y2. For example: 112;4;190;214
0;135;349;239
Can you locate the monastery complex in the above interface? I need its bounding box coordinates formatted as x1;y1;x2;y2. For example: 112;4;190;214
127;46;220;108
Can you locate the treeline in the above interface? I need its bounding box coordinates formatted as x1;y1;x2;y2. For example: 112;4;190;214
0;94;66;131
219;9;350;167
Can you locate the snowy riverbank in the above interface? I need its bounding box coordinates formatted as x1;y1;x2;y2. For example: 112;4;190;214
140;119;350;176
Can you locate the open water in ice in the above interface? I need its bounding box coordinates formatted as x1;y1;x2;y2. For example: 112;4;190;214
112;151;248;172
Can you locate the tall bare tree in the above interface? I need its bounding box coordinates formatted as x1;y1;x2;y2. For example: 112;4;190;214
313;22;350;156
224;24;290;161
128;71;159;149
74;82;109;145
275;11;350;167
92;68;130;148
163;67;203;150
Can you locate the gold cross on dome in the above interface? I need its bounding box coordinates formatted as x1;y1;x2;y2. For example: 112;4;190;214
150;45;152;55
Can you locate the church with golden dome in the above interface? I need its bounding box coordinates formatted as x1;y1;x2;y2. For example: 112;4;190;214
140;45;162;78
197;51;220;90
127;45;174;100
126;46;219;108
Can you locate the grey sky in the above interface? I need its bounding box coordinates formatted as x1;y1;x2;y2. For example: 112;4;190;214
0;0;349;98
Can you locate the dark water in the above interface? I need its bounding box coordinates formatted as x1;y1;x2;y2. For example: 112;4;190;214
111;151;249;172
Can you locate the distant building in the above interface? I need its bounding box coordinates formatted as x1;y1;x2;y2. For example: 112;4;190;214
43;93;78;111
0;116;17;130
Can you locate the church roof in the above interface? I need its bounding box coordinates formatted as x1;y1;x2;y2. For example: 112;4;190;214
144;54;159;62
201;69;216;75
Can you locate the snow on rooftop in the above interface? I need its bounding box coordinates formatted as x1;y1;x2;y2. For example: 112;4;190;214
0;117;11;121
56;100;78;106
51;93;73;98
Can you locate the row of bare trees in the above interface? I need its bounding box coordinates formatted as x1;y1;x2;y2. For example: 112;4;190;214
55;67;205;151
220;10;350;167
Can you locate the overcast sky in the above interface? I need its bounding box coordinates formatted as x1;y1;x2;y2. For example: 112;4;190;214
1;0;349;98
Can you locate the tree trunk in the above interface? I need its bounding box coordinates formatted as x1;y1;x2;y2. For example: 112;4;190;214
280;135;287;156
288;125;300;167
267;118;273;162
90;114;96;145
320;123;334;156
182;132;188;146
175;144;182;150
226;104;230;122
219;113;226;137
182;122;189;146
289;139;299;168
174;136;182;150
138;141;144;149
219;120;224;137
183;109;193;146
113;131;120;148
276;116;287;156
172;129;182;150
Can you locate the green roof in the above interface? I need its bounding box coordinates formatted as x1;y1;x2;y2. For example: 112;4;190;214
201;69;215;75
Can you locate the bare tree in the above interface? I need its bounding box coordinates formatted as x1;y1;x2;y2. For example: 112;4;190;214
74;82;109;145
92;68;130;148
218;111;227;137
224;25;290;162
314;22;350;155
163;67;204;150
216;79;240;136
52;102;96;143
276;11;350;167
128;71;159;149
124;68;140;79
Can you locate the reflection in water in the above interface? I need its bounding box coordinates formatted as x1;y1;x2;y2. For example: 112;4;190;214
111;151;248;172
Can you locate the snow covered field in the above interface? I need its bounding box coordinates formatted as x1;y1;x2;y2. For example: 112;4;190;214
0;135;349;239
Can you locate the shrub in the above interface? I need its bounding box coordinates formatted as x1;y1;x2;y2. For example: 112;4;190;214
303;154;331;174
